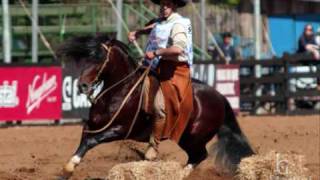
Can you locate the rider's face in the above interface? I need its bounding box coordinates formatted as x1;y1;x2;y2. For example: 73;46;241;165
159;0;176;18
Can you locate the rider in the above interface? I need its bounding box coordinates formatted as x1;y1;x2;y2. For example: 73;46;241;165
128;0;193;160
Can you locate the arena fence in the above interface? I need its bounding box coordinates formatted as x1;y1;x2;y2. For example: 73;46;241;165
212;54;319;115
0;55;319;124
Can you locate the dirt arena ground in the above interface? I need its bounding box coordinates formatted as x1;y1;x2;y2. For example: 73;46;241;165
0;115;319;180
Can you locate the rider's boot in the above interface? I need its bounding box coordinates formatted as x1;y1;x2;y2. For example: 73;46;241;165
145;119;165;160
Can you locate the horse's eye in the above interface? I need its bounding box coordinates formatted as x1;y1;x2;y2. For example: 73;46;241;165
81;83;88;89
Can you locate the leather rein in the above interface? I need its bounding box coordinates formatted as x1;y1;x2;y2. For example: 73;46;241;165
83;43;151;137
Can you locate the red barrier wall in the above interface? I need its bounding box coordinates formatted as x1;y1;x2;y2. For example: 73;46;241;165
0;66;62;121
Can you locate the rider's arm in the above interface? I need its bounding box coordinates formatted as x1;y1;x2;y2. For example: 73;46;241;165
136;23;156;36
128;18;158;42
155;46;183;57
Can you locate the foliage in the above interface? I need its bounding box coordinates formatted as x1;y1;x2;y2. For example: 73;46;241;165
209;0;240;7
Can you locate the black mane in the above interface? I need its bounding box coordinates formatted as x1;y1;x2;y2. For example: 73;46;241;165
56;34;134;65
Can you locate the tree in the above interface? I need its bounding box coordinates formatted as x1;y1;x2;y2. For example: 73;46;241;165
209;0;240;6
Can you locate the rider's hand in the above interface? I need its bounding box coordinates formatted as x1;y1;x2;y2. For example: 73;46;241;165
128;31;138;43
145;51;156;60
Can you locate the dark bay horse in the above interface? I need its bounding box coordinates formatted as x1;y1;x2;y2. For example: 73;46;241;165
57;34;254;179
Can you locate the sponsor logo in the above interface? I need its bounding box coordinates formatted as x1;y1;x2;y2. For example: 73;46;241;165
26;73;57;114
0;81;19;108
62;76;91;111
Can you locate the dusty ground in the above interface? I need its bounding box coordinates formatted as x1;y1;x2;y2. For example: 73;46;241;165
0;115;319;180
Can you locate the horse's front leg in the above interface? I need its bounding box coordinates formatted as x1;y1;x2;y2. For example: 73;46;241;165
60;125;123;179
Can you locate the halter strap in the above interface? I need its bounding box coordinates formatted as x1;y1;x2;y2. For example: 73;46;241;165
92;43;112;84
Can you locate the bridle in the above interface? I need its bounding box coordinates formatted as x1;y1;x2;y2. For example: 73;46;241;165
82;43;139;104
79;43;112;101
93;44;113;85
83;43;152;137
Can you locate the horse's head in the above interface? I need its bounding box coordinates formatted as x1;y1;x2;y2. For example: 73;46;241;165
57;35;136;101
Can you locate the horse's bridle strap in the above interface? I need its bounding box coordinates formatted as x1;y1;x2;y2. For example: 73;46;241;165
83;43;151;135
83;64;151;134
92;44;112;84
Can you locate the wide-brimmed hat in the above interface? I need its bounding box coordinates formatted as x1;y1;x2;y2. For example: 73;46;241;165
151;0;188;8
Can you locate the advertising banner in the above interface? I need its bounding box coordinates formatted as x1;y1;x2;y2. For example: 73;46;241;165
214;64;240;113
0;66;62;121
62;61;91;119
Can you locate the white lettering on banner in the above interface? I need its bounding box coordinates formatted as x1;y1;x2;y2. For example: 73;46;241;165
62;76;72;111
26;73;57;114
62;76;91;111
216;69;239;81
0;81;19;108
226;97;239;109
73;79;91;109
216;83;235;95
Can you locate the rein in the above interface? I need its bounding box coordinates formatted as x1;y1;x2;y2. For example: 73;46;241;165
87;44;140;104
83;44;151;136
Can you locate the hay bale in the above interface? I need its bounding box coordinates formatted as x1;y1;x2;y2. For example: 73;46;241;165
106;161;192;180
236;150;310;180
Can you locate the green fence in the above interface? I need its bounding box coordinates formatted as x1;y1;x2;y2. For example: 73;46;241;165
0;2;208;63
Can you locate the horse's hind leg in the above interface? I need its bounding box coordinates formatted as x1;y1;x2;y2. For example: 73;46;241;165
183;143;207;165
179;134;211;166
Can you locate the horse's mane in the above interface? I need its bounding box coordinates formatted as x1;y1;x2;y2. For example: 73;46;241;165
56;34;136;66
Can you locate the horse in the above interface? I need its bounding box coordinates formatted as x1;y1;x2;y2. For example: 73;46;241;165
57;34;254;179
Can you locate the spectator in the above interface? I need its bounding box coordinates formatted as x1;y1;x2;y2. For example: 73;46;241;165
209;32;236;64
297;24;320;60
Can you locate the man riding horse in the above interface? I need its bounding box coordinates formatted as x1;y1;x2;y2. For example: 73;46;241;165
58;1;254;178
128;0;193;161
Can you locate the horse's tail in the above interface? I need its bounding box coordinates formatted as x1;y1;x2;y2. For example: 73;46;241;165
210;97;254;174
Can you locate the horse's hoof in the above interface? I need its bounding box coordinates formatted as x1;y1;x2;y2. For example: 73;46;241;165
64;162;75;173
56;175;69;180
58;171;72;180
57;171;72;180
59;163;74;180
184;164;194;170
